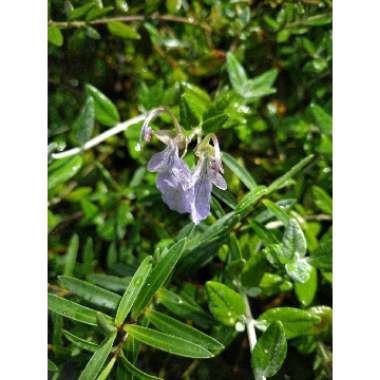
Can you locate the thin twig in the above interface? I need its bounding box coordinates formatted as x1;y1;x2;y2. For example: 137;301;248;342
48;14;212;32
50;114;145;160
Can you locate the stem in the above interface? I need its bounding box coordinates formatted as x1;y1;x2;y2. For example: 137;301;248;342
243;294;266;380
50;114;145;160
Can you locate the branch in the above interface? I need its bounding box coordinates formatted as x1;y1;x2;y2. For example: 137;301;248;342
48;14;212;32
50;114;145;160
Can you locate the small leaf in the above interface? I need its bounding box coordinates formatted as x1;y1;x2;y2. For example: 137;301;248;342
166;0;182;14
48;293;98;326
82;237;95;276
115;256;152;326
63;234;79;276
96;357;116;380
295;266;318;307
107;21;140;40
206;281;245;326
63;329;99;352
146;309;224;353
202;113;229;133
48;359;58;372
312;185;332;215
132;239;187;318
236;186;267;214
48;26;63;47
267;155;314;194
124;325;214;358
252;321;287;378
283;218;307;259
115;0;129;13
59;276;121;310
68;3;95;20
262;199;290;225
72;96;95;145
85;84;120;127
244;69;279;100
310;103;332;134
226;52;248;94
258;307;321;339
309;238;332;271
86;274;131;294
308;306;332;334
48;156;83;191
222;152;257;190
286;258;312;283
120;352;163;380
78;332;117;380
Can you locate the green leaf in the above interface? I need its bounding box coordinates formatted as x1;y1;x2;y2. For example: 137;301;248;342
58;276;121;310
48;293;98;326
63;329;99;352
236;186;267;214
206;281;245;326
244;69;279;100
115;0;129;13
124;325;214;358
48;156;83;191
82;237;95;276
120;352;163;380
310;103;332;134
295;266;318;307
79;332;117;380
132;239;187;318
146;309;224;353
226;52;248;94
202;113;229;133
107;21;140;40
115;256;152;326
48;359;58;372
282;219;307;260
86;274;131;294
285;258;312;283
308;306;332;334
73;96;95;145
85;84;120;127
63;234;79;276
267;155;314;194
242;253;269;288
252;321;287;378
222;152;257;190
262;199;290;225
156;288;214;329
258;307;321;339
166;0;182;14
69;3;95;20
48;26;63;47
97;312;117;335
96;357;117;380
309;238;332;271
312;185;332;215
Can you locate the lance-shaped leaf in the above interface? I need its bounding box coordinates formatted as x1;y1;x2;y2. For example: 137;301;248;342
48;156;82;191
132;238;187;318
115;256;152;326
295;266;318;307
48;26;63;47
283;219;307;259
124;325;214;358
206;281;245;326
146;309;224;353
236;186;268;215
78;332;117;380
120;352;163;380
258;307;321;339
48;293;100;326
312;185;332;215
58;276;121;310
86;274;131;294
310;103;332;134
85;84;120;127
252;321;287;378
222;152;257;190
96;357;117;380
72;96;95;145
63;234;79;276
262;199;290;225
48;359;58;372
226;52;248;94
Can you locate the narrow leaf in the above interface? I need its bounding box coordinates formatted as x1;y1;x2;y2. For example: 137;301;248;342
48;26;63;47
124;325;214;358
96;357;116;380
115;256;152;326
226;52;248;94
236;186;268;214
120;352;163;380
86;274;131;294
63;329;99;352
72;96;95;145
107;21;140;40
282;219;307;259
48;359;58;372
48;156;82;191
222;152;257;190
63;234;79;276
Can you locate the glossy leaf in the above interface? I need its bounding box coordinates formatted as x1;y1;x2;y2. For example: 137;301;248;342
63;329;99;352
115;256;152;326
310;103;332;134
206;281;245;326
283;219;307;259
132;238;187;318
295;266;318;307
236;186;267;214
258;307;321;339
146;309;224;353
85;84;120;127
96;357;116;380
78;332;117;380
252;321;287;378
72;96;95;145
48;26;63;47
48;359;58;372
86;274;131;294
120;352;163;380
312;185;332;215
48;156;82;191
285;258;312;284
59;275;121;310
124;325;214;358
262;199;290;225
226;52;248;94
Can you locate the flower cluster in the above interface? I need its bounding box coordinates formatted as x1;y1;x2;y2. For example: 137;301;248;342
140;107;227;224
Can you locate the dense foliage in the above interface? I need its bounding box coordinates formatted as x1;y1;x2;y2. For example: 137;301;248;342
48;1;332;379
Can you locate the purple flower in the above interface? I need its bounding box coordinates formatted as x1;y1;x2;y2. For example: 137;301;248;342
147;141;193;214
190;156;227;224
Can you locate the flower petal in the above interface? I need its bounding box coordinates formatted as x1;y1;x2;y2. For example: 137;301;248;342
191;178;212;224
147;147;171;172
